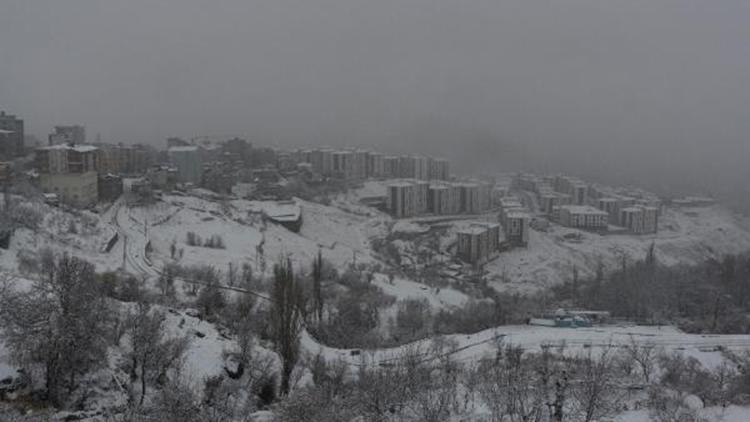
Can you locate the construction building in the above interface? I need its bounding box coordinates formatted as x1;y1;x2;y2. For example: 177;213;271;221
35;144;99;174
48;125;85;146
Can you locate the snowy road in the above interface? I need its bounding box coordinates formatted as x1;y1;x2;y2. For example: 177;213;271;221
109;200;159;278
302;324;750;369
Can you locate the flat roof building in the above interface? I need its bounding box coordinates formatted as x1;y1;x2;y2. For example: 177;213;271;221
557;205;609;231
456;222;501;264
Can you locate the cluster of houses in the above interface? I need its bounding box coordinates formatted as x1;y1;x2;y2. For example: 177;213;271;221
513;173;662;234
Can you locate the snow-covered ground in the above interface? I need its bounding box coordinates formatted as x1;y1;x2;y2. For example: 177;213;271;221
617;406;750;422
301;323;750;371
487;205;750;292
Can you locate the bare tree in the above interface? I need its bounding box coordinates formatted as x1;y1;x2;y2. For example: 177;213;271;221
624;335;657;384
569;345;622;422
0;254;110;407
125;302;190;406
271;258;305;396
312;250;324;322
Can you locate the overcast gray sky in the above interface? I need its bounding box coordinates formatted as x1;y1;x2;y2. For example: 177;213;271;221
2;0;750;204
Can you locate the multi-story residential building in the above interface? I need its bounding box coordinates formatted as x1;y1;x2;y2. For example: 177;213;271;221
640;206;659;234
383;156;400;178
540;192;572;215
557;205;609;231
458;182;492;214
503;211;530;246
386;179;429;218
387;181;418;218
147;165;178;191
396;155;416;179
428;183;461;215
620;207;644;234
168;146;202;184
413;156;431;180
39;171;98;208
554;175;588;205
414;180;429;215
352;150;369;179
310;148;334;176
0;111;24;158
429;158;450;181
35;144;99;174
48;125;85;146
456;222;500;264
368;152;385;178
332;150;355;179
96;144;152;175
597;198;621;225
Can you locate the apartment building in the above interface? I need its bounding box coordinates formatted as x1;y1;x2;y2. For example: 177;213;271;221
97;144;152;175
540;192;572;215
428;183;461;215
621;205;659;234
557;205;609;231
504;211;530;247
640;206;659;234
35;144;99;174
386;179;429;218
397;155;416;179
310;148;334;176
554;175;588;205
413;156;431;180
458;182;492;214
383;156;400;178
456;222;501;264
168;146;202;184
429;158;450;181
368;152;385;178
596;198;621;225
0;111;24;159
387;181;417;218
620;207;645;234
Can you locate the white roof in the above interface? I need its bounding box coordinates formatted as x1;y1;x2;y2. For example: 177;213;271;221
0;129;14;134
506;210;530;219
168;146;199;152
457;226;487;235
40;144;98;152
560;205;608;215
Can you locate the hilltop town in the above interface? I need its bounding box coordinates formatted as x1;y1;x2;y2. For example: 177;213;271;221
3;114;750;421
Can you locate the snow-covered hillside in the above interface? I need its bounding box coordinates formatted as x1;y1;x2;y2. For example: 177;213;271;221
486;205;750;292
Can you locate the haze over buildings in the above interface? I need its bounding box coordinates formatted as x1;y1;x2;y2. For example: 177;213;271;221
2;1;750;211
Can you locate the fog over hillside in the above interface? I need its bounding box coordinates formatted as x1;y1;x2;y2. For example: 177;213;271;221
3;0;750;210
